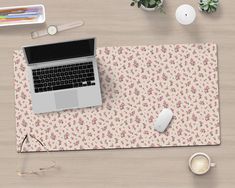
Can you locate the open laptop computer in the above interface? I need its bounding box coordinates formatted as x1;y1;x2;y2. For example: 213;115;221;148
22;38;102;114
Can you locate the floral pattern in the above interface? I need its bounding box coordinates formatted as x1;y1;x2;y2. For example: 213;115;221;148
14;43;220;152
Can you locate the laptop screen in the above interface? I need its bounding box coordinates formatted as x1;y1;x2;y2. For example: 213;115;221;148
24;38;95;64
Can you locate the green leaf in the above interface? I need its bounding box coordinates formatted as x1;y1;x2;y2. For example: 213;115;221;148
144;1;149;7
130;2;135;6
149;0;156;6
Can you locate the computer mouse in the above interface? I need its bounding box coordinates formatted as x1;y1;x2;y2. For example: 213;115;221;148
154;108;173;133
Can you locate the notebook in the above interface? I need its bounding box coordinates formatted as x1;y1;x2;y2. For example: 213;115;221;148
14;43;220;152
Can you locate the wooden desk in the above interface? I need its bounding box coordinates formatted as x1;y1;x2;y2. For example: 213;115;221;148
0;0;234;187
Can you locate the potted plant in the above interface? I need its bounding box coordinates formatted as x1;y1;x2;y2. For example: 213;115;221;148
199;0;219;13
130;0;164;12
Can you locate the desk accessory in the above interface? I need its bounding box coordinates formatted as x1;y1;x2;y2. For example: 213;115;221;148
0;4;45;27
22;38;101;114
130;0;164;12
176;4;196;25
189;152;216;175
31;21;84;39
14;43;220;152
154;108;173;133
199;0;219;13
17;134;57;176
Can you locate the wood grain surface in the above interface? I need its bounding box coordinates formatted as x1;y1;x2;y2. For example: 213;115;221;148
0;0;234;187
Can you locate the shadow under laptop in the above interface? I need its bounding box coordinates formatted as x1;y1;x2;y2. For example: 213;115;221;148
97;58;118;106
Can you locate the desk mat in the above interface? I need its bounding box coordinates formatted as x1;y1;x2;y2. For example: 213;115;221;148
14;43;220;152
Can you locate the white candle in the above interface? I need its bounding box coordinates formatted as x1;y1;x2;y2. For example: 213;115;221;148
175;4;196;25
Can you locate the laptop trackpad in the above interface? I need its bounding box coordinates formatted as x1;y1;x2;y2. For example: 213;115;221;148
54;90;78;110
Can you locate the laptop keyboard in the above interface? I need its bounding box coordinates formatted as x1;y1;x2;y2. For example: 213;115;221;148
32;62;95;93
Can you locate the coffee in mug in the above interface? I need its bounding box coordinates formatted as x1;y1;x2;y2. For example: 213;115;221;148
189;152;216;175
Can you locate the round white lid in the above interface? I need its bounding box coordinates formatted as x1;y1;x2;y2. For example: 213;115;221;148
175;4;196;25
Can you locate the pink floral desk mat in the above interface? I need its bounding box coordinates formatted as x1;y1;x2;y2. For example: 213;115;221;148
14;43;220;152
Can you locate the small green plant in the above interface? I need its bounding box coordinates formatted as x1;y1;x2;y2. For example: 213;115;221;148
130;0;163;9
199;0;219;13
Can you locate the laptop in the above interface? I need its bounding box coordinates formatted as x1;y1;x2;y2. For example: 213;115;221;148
22;38;102;114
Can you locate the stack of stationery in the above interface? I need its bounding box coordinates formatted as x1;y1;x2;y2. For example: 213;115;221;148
0;5;45;26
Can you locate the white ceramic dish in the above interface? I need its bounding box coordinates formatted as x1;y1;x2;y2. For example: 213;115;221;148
0;4;45;27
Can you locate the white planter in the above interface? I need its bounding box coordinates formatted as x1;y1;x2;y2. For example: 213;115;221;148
198;0;219;13
140;0;164;11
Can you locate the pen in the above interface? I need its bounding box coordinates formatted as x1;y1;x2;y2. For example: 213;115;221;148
6;14;38;19
0;8;27;14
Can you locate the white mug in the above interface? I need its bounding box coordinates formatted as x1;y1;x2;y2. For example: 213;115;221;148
188;152;216;175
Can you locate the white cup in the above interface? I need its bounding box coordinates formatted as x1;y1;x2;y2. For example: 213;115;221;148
188;152;216;175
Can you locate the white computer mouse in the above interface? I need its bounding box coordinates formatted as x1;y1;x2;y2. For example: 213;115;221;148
154;108;173;133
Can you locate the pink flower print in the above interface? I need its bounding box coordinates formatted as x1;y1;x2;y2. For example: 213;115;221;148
119;75;124;82
161;46;167;53
205;114;210;121
51;132;56;140
20;64;25;71
107;131;113;138
163;101;168;108
134;60;139;68
129;83;134;89
199;73;203;77
204;86;209;93
22;119;27;127
148;115;154;123
162;73;168;81
64;132;69;140
177;128;182;136
192;114;197;121
158;96;163;102
201;129;206;133
203;58;209;65
79;118;84;125
107;103;112;110
120;103;125;110
135;116;140;123
141;47;146;51
92;117;97;125
198;45;203;50
21;92;26;99
118;47;123;54
134;88;140;96
175;73;181;80
104;48;110;55
190;59;195;66
128;55;133;61
156;68;162;74
174;45;180;52
199;101;205;105
147;60;152;67
176;101;181;108
191;86;196;94
142;75;147;79
130;111;135;116
121;131;126;138
45;128;51;133
148;88;153;95
185;53;190;59
105;75;111;83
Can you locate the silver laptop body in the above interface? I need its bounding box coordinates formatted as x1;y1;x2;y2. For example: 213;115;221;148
22;38;102;114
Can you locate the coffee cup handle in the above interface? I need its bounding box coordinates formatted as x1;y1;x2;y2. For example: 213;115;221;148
210;162;216;167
